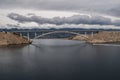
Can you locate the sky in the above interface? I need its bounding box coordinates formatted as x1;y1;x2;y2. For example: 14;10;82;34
0;0;120;29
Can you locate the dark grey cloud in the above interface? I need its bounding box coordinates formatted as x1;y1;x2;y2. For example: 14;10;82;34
0;0;120;17
107;6;120;17
7;13;120;26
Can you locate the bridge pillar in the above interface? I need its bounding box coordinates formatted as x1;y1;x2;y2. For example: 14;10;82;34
35;32;37;38
85;32;87;37
27;32;30;41
91;32;94;37
20;32;22;38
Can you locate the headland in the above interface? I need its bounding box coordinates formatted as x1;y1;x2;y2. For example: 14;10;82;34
71;31;120;44
0;32;30;46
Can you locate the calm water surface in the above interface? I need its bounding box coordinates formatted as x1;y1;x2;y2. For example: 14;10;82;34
0;39;120;80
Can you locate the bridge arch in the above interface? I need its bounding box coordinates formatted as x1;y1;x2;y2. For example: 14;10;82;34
34;31;87;39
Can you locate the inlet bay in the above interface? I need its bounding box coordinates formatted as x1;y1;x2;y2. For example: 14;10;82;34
0;39;120;80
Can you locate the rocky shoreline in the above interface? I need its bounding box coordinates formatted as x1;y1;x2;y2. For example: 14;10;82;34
0;32;31;46
71;31;120;44
0;31;120;45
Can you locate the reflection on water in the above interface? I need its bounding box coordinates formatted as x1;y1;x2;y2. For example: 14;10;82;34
32;39;86;46
0;39;120;80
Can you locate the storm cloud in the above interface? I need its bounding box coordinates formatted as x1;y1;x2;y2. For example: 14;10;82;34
7;13;120;26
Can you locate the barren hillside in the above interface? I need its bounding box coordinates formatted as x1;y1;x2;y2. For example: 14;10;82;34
0;32;30;45
72;31;120;44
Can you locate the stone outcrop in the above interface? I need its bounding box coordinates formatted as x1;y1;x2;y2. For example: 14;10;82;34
0;32;30;46
71;31;120;44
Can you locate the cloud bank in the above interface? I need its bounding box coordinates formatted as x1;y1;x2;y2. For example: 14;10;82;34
7;13;120;26
1;0;120;29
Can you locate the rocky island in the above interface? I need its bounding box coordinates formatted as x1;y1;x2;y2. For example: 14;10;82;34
0;32;30;46
71;31;120;44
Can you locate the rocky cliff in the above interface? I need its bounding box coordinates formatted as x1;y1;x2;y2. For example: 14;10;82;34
71;31;120;44
0;32;30;46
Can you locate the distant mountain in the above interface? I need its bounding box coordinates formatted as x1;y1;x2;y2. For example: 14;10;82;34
0;28;120;32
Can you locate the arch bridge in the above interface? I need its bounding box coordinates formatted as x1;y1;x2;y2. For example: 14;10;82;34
8;30;96;40
34;31;87;39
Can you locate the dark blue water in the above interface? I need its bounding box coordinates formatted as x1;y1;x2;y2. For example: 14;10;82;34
0;39;120;80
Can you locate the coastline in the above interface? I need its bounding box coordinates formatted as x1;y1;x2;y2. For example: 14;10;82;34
71;31;120;44
1;31;120;45
0;32;31;46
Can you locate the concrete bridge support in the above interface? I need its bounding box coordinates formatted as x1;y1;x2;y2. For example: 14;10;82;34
35;32;37;38
20;32;22;38
91;32;94;37
27;32;30;41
